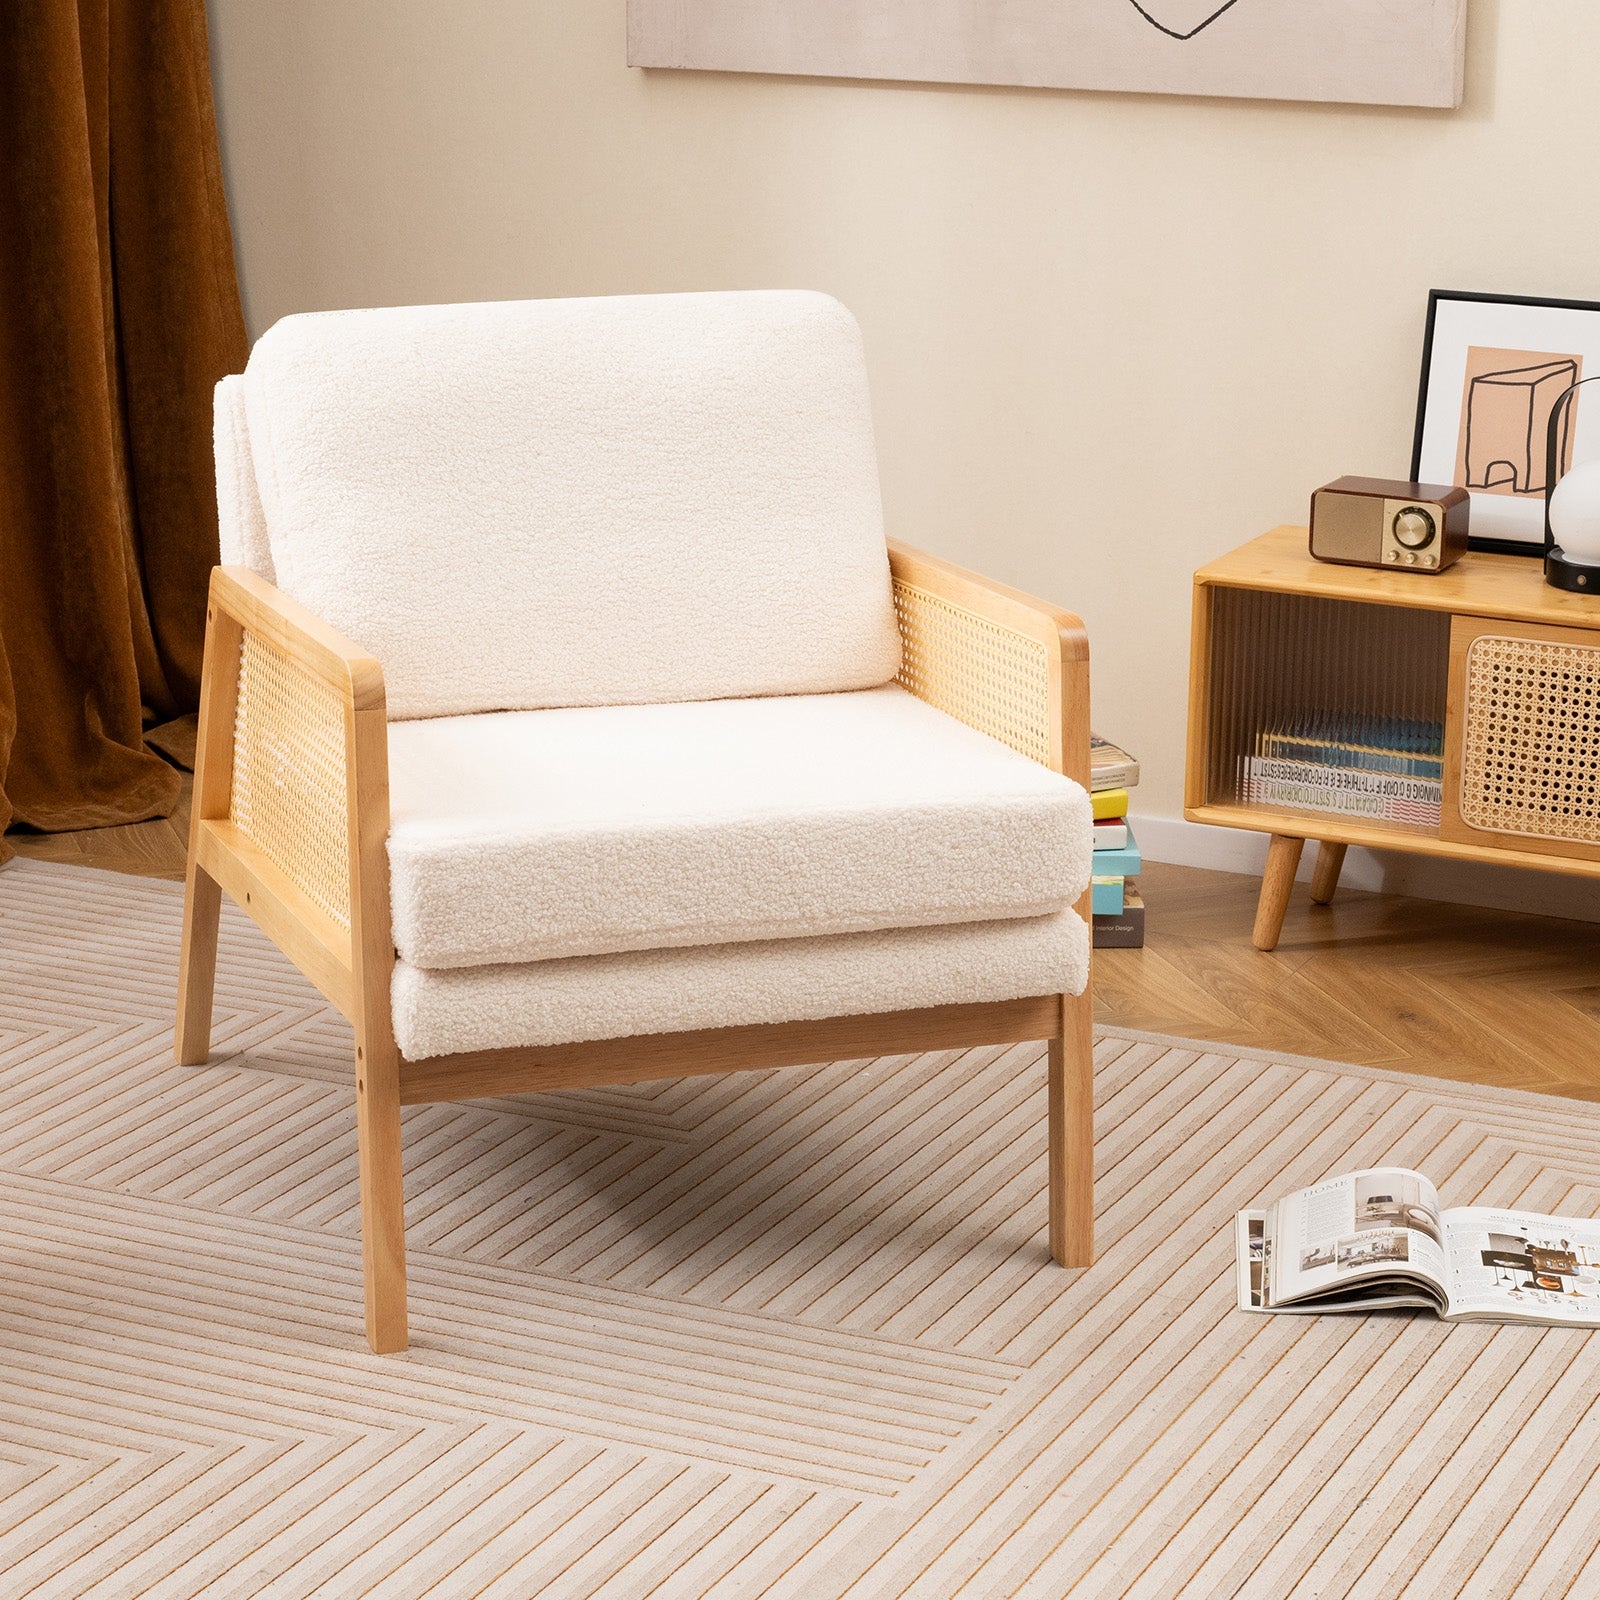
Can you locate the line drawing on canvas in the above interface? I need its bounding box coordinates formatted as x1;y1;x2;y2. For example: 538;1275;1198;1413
629;0;1467;108
1459;354;1579;498
1123;0;1245;40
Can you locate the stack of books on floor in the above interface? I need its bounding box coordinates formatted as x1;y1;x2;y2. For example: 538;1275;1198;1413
1243;713;1443;827
1090;734;1143;948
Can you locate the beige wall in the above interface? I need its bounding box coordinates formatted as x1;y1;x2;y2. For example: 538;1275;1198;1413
206;0;1600;834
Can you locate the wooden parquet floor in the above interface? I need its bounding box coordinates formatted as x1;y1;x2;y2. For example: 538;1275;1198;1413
10;777;1599;1103
1097;862;1600;1104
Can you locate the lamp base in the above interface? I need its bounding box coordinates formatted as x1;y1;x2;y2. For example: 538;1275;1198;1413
1545;546;1600;592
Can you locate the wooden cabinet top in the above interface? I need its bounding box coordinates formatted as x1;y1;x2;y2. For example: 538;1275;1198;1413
1198;525;1600;629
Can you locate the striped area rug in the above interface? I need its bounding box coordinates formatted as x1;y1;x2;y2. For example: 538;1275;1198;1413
2;857;1600;1598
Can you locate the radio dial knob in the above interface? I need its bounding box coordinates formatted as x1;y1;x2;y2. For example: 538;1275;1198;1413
1392;506;1437;550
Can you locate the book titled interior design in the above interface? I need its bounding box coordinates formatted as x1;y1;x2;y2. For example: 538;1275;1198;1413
1238;1167;1600;1328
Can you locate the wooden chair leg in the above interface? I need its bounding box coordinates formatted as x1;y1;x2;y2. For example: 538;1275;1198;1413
175;864;222;1066
1309;841;1347;906
1252;834;1304;952
356;1032;408;1353
1049;987;1094;1268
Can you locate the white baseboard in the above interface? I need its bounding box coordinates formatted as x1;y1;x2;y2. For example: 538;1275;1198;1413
1129;812;1600;926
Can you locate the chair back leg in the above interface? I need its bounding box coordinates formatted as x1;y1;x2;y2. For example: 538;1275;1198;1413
175;864;223;1066
175;595;244;1069
1048;985;1095;1268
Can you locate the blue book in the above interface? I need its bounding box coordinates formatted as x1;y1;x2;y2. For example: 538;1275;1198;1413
1092;877;1125;916
1089;825;1141;880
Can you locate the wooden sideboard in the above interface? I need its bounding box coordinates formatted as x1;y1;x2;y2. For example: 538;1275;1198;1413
1186;526;1600;949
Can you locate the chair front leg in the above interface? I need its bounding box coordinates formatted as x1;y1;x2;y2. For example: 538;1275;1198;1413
356;1024;408;1353
348;688;406;1353
1049;984;1095;1267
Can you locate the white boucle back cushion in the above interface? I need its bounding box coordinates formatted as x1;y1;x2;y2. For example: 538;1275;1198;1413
214;376;275;582
238;291;902;718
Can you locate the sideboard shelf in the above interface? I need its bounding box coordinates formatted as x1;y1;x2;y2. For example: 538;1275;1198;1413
1186;526;1600;949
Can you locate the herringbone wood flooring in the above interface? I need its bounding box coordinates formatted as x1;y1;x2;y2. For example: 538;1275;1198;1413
12;777;1600;1102
1093;863;1600;1104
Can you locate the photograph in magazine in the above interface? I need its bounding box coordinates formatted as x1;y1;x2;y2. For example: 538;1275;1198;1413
1337;1232;1409;1269
1353;1172;1442;1245
1241;1213;1266;1310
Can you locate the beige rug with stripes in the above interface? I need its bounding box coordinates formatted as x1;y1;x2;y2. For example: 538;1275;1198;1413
3;858;1600;1598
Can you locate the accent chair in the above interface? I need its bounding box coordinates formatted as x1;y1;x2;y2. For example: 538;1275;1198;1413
176;291;1096;1352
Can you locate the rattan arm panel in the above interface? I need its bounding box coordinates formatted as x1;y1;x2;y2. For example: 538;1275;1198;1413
184;569;392;1023
887;539;1090;788
208;570;386;930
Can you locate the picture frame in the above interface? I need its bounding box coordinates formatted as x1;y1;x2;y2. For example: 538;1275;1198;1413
1412;289;1600;555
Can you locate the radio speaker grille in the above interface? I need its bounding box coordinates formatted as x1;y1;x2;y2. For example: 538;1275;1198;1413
1459;632;1600;844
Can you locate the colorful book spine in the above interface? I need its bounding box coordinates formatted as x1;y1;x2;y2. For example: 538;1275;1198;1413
1093;884;1144;948
1093;818;1128;851
1254;714;1444;781
1091;789;1128;822
1089;828;1140;880
1090;735;1140;792
1091;877;1125;916
1257;734;1443;781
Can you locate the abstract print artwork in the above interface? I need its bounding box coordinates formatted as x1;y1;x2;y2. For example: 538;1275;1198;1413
628;0;1467;108
1457;349;1580;502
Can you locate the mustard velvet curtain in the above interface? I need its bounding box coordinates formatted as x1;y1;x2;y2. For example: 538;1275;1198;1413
0;0;246;860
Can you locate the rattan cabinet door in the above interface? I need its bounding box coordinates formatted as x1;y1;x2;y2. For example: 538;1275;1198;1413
1442;615;1600;862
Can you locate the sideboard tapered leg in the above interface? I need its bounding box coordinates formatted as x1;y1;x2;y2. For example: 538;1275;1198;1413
1253;834;1304;952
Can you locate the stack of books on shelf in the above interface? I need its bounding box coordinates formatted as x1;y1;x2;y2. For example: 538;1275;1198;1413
1089;734;1143;949
1243;713;1443;828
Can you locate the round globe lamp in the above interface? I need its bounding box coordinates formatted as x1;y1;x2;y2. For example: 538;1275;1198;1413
1544;379;1600;592
1548;461;1600;590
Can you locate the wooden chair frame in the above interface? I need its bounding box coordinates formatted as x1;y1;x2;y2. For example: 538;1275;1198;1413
175;540;1094;1353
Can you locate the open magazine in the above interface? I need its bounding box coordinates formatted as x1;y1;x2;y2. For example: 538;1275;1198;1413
1238;1167;1600;1326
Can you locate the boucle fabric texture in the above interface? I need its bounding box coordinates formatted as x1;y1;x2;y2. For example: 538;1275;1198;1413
391;909;1088;1059
385;685;1093;970
234;290;902;719
213;375;275;582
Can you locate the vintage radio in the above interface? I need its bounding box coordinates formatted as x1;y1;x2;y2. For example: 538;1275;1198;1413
1308;476;1470;573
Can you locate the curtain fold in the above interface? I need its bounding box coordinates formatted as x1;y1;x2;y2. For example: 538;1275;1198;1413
0;0;246;861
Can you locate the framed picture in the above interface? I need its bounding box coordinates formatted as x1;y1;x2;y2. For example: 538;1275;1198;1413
1412;290;1600;555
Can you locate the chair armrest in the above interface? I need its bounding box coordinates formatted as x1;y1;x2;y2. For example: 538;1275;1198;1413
186;568;391;1016
887;539;1091;789
208;567;387;712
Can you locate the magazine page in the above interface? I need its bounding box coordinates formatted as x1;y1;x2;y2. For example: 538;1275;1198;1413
1265;1167;1448;1311
1237;1207;1433;1315
1442;1208;1600;1326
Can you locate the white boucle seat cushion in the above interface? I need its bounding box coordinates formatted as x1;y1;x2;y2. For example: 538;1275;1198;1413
391;911;1088;1060
386;684;1093;970
234;290;902;719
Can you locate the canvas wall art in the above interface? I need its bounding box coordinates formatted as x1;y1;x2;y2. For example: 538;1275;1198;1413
627;0;1467;109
